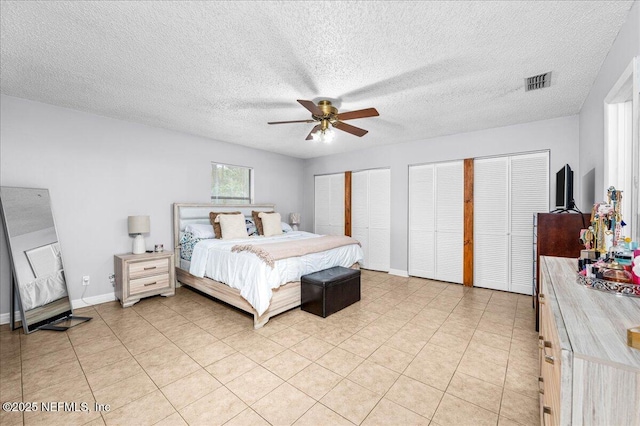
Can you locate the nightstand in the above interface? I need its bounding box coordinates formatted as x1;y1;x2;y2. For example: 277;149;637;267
114;251;175;307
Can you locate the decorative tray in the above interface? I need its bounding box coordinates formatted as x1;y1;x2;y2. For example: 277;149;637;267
576;275;640;297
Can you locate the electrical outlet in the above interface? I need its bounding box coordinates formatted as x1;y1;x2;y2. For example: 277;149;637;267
82;275;90;286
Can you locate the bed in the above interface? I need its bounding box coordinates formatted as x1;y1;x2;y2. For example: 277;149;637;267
173;203;363;328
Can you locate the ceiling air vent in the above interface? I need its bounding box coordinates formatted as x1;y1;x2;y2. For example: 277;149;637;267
525;72;551;91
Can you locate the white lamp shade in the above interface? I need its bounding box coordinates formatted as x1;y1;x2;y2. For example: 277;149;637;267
128;215;150;234
289;213;301;225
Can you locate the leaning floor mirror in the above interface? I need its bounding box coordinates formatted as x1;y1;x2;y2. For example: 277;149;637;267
0;186;90;333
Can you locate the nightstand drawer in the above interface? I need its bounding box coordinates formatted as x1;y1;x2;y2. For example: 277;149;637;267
129;258;169;280
129;274;170;295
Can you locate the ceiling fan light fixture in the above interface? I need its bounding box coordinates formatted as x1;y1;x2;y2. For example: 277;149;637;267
312;127;335;143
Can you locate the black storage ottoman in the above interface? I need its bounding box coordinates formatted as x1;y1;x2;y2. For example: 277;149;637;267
301;266;361;318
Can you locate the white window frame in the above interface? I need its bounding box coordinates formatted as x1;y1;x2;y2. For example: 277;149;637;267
211;162;254;204
604;57;639;241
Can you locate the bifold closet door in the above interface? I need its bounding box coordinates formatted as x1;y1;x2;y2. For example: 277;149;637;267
314;173;345;236
352;169;390;271
409;161;464;283
474;152;549;294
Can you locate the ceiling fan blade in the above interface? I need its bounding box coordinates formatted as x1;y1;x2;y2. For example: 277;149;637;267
305;124;321;140
297;99;323;116
336;108;379;121
333;121;368;137
268;119;316;124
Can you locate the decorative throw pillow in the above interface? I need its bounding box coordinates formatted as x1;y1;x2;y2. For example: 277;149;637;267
184;223;215;239
252;210;265;235
259;212;283;237
218;213;249;239
209;211;241;238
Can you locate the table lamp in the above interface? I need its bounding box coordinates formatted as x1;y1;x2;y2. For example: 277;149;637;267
289;213;301;231
128;215;150;254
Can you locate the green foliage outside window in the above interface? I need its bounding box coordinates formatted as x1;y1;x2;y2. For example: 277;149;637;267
211;163;252;204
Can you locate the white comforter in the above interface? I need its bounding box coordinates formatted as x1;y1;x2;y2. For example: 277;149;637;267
189;231;363;315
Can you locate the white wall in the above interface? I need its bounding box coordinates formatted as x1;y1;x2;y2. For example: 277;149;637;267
0;95;305;318
579;0;639;211
303;115;580;274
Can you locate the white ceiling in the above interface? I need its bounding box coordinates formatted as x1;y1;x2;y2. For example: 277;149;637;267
0;1;634;159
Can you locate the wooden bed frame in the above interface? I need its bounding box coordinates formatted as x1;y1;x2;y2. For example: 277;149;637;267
173;203;301;328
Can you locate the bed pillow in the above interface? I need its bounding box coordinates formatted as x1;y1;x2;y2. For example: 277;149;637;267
259;212;283;237
281;222;293;233
246;218;258;236
251;210;266;235
184;223;215;239
218;213;249;239
179;231;203;261
209;211;241;238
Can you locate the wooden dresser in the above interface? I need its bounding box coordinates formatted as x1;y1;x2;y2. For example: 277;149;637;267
114;251;175;307
539;256;640;425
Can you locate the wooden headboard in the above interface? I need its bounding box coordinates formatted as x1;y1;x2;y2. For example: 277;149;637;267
172;203;275;258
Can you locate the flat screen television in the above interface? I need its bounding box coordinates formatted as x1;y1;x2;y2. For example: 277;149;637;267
555;164;574;209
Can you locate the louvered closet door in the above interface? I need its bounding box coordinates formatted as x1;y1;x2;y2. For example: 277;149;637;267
367;169;391;271
409;164;435;278
474;157;509;291
510;152;548;295
314;173;345;236
434;162;464;284
351;171;370;268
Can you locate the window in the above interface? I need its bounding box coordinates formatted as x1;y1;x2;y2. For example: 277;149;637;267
211;163;253;204
604;57;639;241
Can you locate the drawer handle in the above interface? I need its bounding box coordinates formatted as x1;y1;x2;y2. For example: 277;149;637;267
144;266;157;270
544;354;555;365
144;282;157;287
544;340;552;348
542;344;555;364
543;406;551;415
539;293;546;304
538;376;544;383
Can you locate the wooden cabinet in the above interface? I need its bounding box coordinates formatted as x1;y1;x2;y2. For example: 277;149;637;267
539;256;640;425
114;251;175;307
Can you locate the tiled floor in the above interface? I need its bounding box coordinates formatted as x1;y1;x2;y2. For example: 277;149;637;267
0;270;540;426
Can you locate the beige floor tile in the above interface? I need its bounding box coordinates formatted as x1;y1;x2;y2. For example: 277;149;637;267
0;398;23;426
180;386;247;425
362;398;430;425
471;329;512;351
499;415;524;426
78;344;132;372
429;330;471;352
288;363;343;400
254;320;290;337
316;347;364;376
446;372;503;413
21;346;76;374
238;338;286;364
504;365;539;400
477;318;513;338
184;340;237;367
226;365;283;405
154;412;188;426
384;324;433;356
22;358;85;395
404;349;458;391
320;379;382;424
500;389;539;426
262;349;311;380
122;332;172;356
268;327;310;347
160;368;221;410
205;353;258;384
143;353;201;388
338;334;381;358
507;352;539;377
368;345;415;373
167;326;218;352
223;330;269;349
0;377;22;401
93;372;158;411
23;378;100;426
225;408;270;426
314;326;354;345
290;336;335;361
293;403;354;426
253;383;316;425
20;334;72;360
432;393;498;426
456;352;507;387
347;360;399;395
135;343;184;368
104;389;176;426
85;357;145;391
385;375;443;419
73;334;123;357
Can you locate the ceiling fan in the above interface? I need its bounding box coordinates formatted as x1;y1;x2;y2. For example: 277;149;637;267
268;100;379;142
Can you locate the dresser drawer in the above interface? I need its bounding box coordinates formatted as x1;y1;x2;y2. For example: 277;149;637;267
128;258;169;280
129;274;170;295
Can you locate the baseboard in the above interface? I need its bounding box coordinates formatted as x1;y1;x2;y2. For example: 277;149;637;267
388;269;409;277
72;293;117;309
0;311;21;325
0;293;116;325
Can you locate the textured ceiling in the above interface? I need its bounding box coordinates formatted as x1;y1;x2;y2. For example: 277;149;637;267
0;1;634;159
